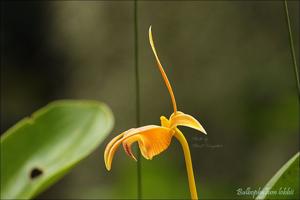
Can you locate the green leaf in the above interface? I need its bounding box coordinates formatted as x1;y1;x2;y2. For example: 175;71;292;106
256;152;299;200
0;100;114;199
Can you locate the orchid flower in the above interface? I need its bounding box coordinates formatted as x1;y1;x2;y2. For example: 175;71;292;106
104;26;207;200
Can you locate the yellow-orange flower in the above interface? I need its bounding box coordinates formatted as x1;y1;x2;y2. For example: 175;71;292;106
104;26;207;200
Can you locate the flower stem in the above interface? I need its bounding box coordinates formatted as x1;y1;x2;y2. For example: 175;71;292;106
283;0;300;96
174;128;198;200
133;0;142;198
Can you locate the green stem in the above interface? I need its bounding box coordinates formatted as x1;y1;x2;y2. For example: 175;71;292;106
174;128;198;200
134;0;142;199
284;0;300;97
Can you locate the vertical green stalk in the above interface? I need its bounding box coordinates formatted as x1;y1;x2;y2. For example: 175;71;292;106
134;0;142;199
283;0;300;96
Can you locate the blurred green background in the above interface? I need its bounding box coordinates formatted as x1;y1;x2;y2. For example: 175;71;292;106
1;1;299;199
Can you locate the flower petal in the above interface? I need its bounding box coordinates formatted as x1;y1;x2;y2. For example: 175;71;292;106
170;111;207;134
122;125;173;160
104;131;127;170
160;116;170;128
149;26;178;113
104;125;173;170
